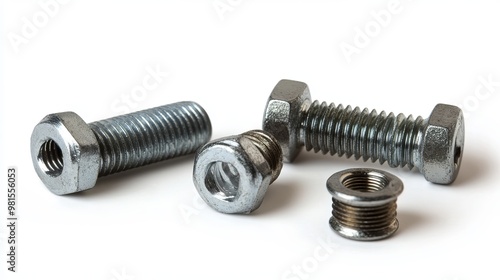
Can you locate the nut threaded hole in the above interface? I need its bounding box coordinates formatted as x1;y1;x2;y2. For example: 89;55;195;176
38;139;63;177
454;145;462;168
341;171;389;193
205;162;240;202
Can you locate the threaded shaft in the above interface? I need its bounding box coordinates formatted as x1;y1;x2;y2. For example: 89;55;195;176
89;101;212;176
241;130;283;183
302;101;427;170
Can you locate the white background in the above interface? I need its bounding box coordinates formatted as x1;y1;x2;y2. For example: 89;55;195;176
1;1;500;279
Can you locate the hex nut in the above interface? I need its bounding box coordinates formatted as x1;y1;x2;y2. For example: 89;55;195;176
193;130;283;214
263;79;311;162
30;112;100;195
421;104;465;184
327;168;404;241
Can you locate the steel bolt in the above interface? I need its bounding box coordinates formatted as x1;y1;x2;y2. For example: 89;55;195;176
327;168;403;241
193;130;283;214
31;101;212;195
263;79;465;184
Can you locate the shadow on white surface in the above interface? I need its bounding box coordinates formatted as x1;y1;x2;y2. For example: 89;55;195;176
252;180;303;215
395;210;429;237
452;150;490;187
71;153;196;197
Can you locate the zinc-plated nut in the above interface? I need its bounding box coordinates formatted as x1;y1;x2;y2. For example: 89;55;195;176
263;79;465;185
31;101;212;195
327;168;403;241
193;130;283;214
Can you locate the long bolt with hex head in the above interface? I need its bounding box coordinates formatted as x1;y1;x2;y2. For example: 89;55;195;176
31;101;212;195
263;79;465;184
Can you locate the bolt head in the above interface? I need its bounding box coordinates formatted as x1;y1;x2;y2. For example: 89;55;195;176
262;79;311;162
421;104;465;184
193;132;280;214
30;112;100;195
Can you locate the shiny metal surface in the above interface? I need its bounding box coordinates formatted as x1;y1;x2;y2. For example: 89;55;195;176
327;168;403;241
31;102;212;195
263;79;465;184
193;130;283;214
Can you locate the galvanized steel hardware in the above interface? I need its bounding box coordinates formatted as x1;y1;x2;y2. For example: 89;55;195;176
193;130;283;214
327;168;403;241
263;79;465;184
31;101;212;195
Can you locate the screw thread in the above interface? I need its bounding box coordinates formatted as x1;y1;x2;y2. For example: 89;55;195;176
240;130;283;183
302;100;427;170
331;200;397;231
328;168;402;240
89;101;212;176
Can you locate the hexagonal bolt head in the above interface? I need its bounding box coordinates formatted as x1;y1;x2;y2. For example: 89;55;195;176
31;112;100;195
262;79;311;162
193;130;283;214
262;79;465;185
421;104;465;184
